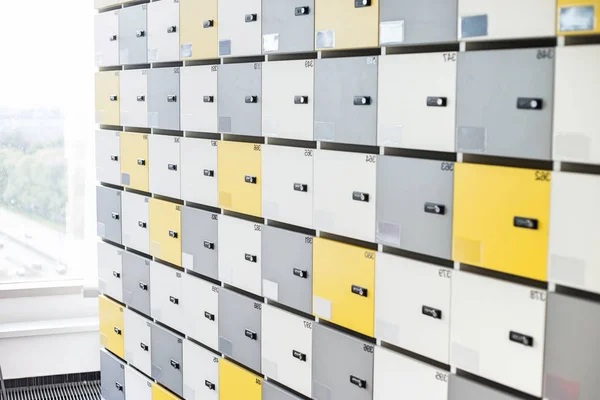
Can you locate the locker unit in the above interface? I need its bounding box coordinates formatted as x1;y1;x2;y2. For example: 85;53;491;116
96;185;122;245
124;308;152;376
314;0;379;50
121;191;150;255
101;348;126;400
261;145;314;228
95;130;121;186
152;384;180;400
261;304;313;397
557;0;600;36
217;141;262;217
181;206;219;280
122;251;152;317
448;375;524;400
261;60;314;141
312;323;374;400
376;156;454;260
125;365;153;400
377;52;457;152
218;287;262;372
182;273;220;351
147;68;180;131
180;137;218;207
147;0;180;62
312;238;375;337
149;198;182;267
262;0;315;54
217;0;262;57
456;48;555;160
98;241;123;303
119;4;148;65
374;253;452;364
452;163;551;281
262;381;303;400
151;324;184;397
450;271;547;397
179;0;218;60
313;150;376;242
99;295;125;359
120;132;149;192
95;10;119;67
95;71;120;126
149;134;181;199
120;69;149;128
219;359;262;400
150;261;185;333
314;56;378;146
180;66;218;133
182;339;219;400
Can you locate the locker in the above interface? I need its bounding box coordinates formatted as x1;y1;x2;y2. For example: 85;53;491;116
95;10;119;67
121;191;150;255
122;251;152;317
180;66;218;133
120;132;149;192
312;323;374;400
262;381;303;400
149;135;181;199
374;253;451;364
313;150;376;242
96;186;122;245
95;130;121;186
149;198;182;267
95;71;120;126
217;0;262;57
99;295;125;359
95;0;119;9
314;0;379;50
376;156;454;260
152;384;180;400
448;375;523;400
182;339;219;400
261;225;313;315
181;206;219;280
217;141;262;217
450;271;547;397
312;238;375;337
456;48;555;160
314;57;378;146
261;145;314;228
98;241;123;303
151;324;184;397
124;308;152;376
377;52;457;152
120;69;149;128
180;0;218;60
218;63;262;137
180;137;218;207
452;163;551;281
119;4;148;65
182;273;220;351
261;60;314;141
147;68;180;131
218;287;262;372
219;359;262;400
557;0;600;35
101;348;126;400
147;0;180;62
150;261;185;333
125;365;153;400
262;0;315;54
261;304;312;397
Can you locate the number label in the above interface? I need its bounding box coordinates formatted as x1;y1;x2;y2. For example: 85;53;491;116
438;269;451;279
535;171;550;182
211;214;218;220
254;63;262;70
443;53;457;62
304;149;314;157
305;60;314;68
254;224;261;231
536;48;554;60
174;67;180;73
435;372;448;382
255;379;262;386
213;357;219;363
176;272;182;278
440;162;454;171
211;65;218;72
366;57;377;65
212;286;220;293
364;251;375;260
174;137;180;143
363;345;374;353
365;155;376;163
176;206;182;211
114;71;120;76
253;144;262;151
530;290;546;301
254;302;262;310
305;236;313;244
211;140;218;146
303;321;313;329
141;70;148;75
143;135;148;140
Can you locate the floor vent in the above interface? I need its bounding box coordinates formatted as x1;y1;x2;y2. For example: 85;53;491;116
1;379;100;400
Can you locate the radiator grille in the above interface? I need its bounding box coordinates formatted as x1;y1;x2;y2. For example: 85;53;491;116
0;380;100;400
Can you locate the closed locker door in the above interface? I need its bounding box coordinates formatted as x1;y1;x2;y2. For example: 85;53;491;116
217;0;262;57
180;137;218;206
449;375;523;400
183;339;219;400
180;66;218;133
313;238;375;337
149;135;181;199
120;69;148;128
182;273;220;350
261;226;313;315
150;261;185;333
149;198;182;267
148;68;181;131
124;308;152;376
219;359;262;400
453;163;551;281
122;191;150;255
314;56;378;146
262;0;315;54
456;48;555;160
217;141;262;217
181;206;219;280
101;348;126;400
119;4;148;65
180;0;218;60
120;132;149;192
262;381;303;400
122;251;151;316
262;60;314;141
125;365;153;400
557;0;600;36
95;71;120;126
261;304;312;397
218;63;262;137
147;0;180;62
95;11;119;67
95;130;121;185
313;150;376;242
314;0;379;50
262;145;314;228
152;384;180;400
98;241;123;302
96;186;122;245
151;324;184;397
450;271;547;397
99;295;125;359
218;287;262;372
378;52;457;152
376;156;454;260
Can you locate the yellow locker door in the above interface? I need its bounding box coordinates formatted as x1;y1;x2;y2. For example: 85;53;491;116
152;383;180;400
99;295;125;359
557;0;600;36
95;71;120;126
315;0;379;50
452;163;551;281
180;0;218;60
219;359;262;400
149;198;182;266
217;141;262;217
312;238;375;337
120;132;149;192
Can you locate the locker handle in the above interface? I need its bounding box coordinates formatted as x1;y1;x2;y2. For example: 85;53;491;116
245;13;257;23
422;305;442;320
203;95;214;103
293;268;307;279
353;96;371;106
113;326;122;335
138;220;147;229
169;230;178;238
517;97;543;110
350;375;367;389
140;342;149;351
245;175;257;184
294;6;310;16
424;203;445;215
203;20;214;28
139;281;148;290
513;217;538;230
509;331;534;347
136;95;145;102
426;96;447;107
205;380;216;390
137;158;146;166
292;350;306;362
169;295;179;305
204;240;215;250
167;26;177;34
115;382;123;391
112;270;121;279
245;95;258;104
352;191;369;202
111;212;120;220
351;284;368;297
136;30;145;38
109;35;117;42
245;329;257;340
204;311;215;321
170;359;180;369
294;95;309;105
245;253;257;263
293;183;308;192
168;164;178;171
109;95;118;101
110;155;119;161
167;95;177;102
204;169;215;177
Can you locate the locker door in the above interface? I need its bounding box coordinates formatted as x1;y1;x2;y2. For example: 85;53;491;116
180;0;218;60
124;308;152;376
122;191;150;255
120;132;149;192
218;215;262;296
261;304;312;397
180;66;218;133
147;0;180;62
95;10;119;67
95;71;120;126
98;241;123;302
152;384;180;400
261;226;313;315
217;0;262;57
313;238;375;337
120;69;148;128
312;323;374;400
180;137;218;207
122;251;152;317
378;52;457;152
452;163;551;281
183;339;219;400
181;207;219;281
95;130;121;186
218;287;262;372
96;186;122;245
557;0;600;36
314;0;379;50
125;365;153;400
376;156;454;260
314;57;378;146
217;141;262;217
449;375;522;400
149;198;182;267
99;295;125;359
218;63;262;137
149;135;181;199
151;324;184;397
119;4;148;65
456;48;555;160
262;381;303;400
182;273;220;351
148;68;181;131
219;359;262;400
150;261;185;333
101;348;126;400
450;271;547;397
313;150;376;242
262;0;315;54
262;145;314;228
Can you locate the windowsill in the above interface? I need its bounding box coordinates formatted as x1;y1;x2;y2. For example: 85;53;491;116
0;317;98;339
0;279;85;298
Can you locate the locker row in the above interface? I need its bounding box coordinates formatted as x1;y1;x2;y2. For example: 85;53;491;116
95;0;600;65
96;45;600;164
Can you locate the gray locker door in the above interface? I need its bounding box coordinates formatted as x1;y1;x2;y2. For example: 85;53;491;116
218;287;262;372
122;251;151;316
314;57;378;146
151;324;184;397
119;4;147;65
101;349;126;400
181;206;219;280
312;323;374;400
148;68;181;131
96;186;122;245
262;0;315;54
218;63;262;136
456;48;554;160
263;380;303;400
261;225;313;314
376;156;454;260
449;375;524;400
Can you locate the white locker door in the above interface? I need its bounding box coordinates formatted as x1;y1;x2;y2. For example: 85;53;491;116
180;66;219;133
124;308;152;376
149;135;181;199
218;0;262;57
95;11;119;67
120;69;148;128
122;191;150;255
180;137;218;207
98;241;123;302
95;130;121;186
125;365;153;400
183;339;219;400
147;0;180;62
182;273;220;351
150;261;185;333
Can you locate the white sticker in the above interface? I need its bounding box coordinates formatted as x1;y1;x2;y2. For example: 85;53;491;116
120;49;129;65
95;52;104;67
148;48;158;62
380;21;404;45
148;112;159;128
262;279;279;301
313;296;332;319
182;252;194;270
180;43;192;58
263;33;279;52
315;29;335;49
97;222;106;237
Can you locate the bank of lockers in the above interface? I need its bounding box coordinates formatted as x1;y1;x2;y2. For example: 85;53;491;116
124;308;152;376
179;0;218;60
313;150;376;242
122;250;151;316
182;273;220;350
313;238;375;337
151;323;184;397
453;163;551;281
122;191;150;254
120;69;148;128
448;375;523;400
147;0;179;62
125;365;153;400
149;135;181;199
217;0;262;57
120;132;149;192
99;295;125;359
149;198;182;267
148;68;180;131
101;348;126;400
450;271;547;397
314;0;379;50
180;66;219;133
150;261;184;333
96;130;121;186
218;63;262;136
98;241;123;302
262;0;314;54
219;359;262;400
456;48;555;160
180;137;218;207
119;4;148;65
95;10;119;67
377;52;457;152
152;383;179;400
262;381;303;400
261;304;313;397
218;287;262;372
181;206;219;280
557;0;600;36
97;186;122;245
95;71;120;126
183;339;219;400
